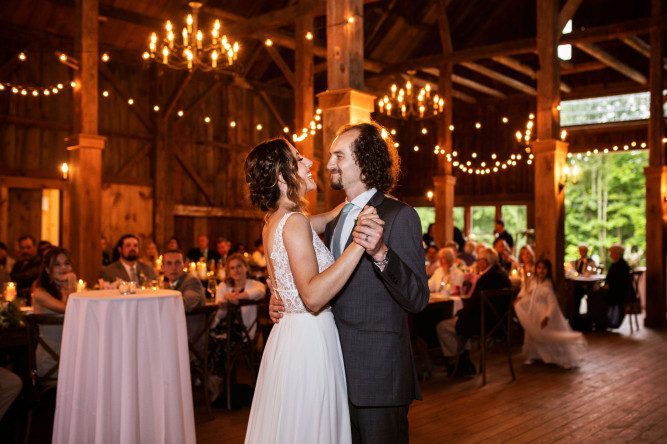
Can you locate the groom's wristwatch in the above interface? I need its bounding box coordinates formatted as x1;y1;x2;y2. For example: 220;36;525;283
373;248;390;267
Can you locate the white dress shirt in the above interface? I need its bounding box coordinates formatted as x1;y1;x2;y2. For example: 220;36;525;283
331;188;377;255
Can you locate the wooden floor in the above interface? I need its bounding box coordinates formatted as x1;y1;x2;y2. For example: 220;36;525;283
195;316;667;444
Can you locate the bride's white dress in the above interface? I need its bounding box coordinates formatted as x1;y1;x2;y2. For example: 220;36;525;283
244;212;351;444
515;279;587;368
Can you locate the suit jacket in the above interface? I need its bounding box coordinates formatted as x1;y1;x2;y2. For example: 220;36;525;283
605;258;631;305
455;264;511;338
324;191;429;407
572;257;596;274
186;248;221;263
99;260;157;283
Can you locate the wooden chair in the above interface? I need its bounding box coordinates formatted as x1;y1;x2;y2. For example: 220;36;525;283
625;270;643;334
185;304;219;420
223;299;263;409
23;312;64;444
454;288;518;386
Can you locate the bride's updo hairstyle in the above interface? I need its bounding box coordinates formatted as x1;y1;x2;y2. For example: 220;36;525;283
245;137;304;212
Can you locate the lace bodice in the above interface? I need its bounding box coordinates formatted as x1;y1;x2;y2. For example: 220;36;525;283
269;212;334;313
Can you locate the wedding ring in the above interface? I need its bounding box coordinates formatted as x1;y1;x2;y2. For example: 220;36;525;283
365;235;369;242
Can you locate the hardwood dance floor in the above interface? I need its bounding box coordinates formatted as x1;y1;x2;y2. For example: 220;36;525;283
196;316;667;444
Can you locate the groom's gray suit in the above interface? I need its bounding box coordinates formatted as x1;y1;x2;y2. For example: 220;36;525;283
325;190;429;441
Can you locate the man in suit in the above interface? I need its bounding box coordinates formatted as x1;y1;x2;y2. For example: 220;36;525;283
589;243;631;330
186;234;221;263
494;218;514;251
99;234;157;284
436;248;511;376
271;122;429;443
572;243;596;275
10;235;40;299
215;237;231;267
163;249;206;349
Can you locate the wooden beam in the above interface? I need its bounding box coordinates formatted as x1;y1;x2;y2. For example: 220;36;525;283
264;44;296;89
558;0;584;37
459;61;537;95
99;64;153;133
435;0;453;53
620;35;667;70
162;70;195;122
115;143;152;177
173;204;264;220
206;0;325;38
561;61;606;75
180;81;223;120
257;89;288;129
0;174;68;190
492;55;571;93
174;153;214;205
241;45;263;78
575;42;648;84
422;67;505;98
451;89;476;103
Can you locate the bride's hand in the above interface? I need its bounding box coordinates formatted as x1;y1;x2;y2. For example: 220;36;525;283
353;206;386;261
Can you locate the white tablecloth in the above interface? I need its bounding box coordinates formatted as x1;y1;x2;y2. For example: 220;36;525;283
53;290;195;444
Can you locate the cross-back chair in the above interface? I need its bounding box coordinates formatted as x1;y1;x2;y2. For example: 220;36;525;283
185;304;219;419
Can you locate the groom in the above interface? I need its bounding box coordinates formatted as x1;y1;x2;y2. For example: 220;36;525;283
272;122;429;443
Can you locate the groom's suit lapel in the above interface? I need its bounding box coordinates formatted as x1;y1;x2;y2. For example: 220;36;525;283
342;191;386;250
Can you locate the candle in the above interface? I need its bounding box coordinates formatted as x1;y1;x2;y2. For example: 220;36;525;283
76;279;86;293
4;282;16;302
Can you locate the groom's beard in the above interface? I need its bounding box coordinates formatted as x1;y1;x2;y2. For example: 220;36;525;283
329;169;344;190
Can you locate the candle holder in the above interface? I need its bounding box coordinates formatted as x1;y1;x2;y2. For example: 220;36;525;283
3;282;17;302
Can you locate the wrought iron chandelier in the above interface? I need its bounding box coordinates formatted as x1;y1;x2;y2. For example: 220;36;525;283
143;2;239;71
377;70;444;119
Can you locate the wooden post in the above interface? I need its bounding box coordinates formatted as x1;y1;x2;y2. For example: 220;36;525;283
644;0;667;327
67;0;104;284
535;0;566;292
319;0;371;210
433;60;455;248
295;10;318;213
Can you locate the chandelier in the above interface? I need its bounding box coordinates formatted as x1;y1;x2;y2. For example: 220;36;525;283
377;70;444;119
143;2;239;71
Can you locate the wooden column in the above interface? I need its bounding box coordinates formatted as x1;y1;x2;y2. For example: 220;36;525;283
295;11;318;212
433;60;455;248
644;0;667;328
535;0;566;291
319;0;371;210
67;0;104;284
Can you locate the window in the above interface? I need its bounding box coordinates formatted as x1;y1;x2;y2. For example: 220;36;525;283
470;206;496;246
558;20;572;61
501;205;527;248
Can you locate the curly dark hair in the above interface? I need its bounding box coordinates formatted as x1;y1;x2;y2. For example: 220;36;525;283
245;137;305;212
36;247;73;300
336;122;400;193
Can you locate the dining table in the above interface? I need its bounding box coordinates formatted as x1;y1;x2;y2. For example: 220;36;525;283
564;273;606;323
52;289;195;444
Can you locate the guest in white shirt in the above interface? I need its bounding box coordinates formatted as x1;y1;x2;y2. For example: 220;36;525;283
249;239;267;269
428;248;464;293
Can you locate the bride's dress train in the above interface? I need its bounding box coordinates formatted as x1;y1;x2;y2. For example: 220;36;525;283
244;212;351;444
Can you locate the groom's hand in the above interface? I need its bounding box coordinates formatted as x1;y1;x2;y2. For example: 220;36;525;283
268;277;285;324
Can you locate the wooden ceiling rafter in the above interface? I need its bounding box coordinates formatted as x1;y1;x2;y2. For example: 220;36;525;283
575;42;648;85
492;55;572;93
459;61;537;95
420;67;505;99
558;0;584;37
620;35;667;70
561;60;606;75
263;44;296;89
256;88;288;129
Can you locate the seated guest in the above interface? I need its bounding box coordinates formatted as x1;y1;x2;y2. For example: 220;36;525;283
249;239;267;269
187;234;221;263
494;218;514;251
99;234;157;285
425;245;439;278
232;242;246;254
514;259;586;368
493;238;517;273
428;248;464;293
10;235;41;300
459;241;477;266
436;248;511;376
445;241;466;268
0;242;15;273
423;223;436;248
139;240;160;275
453;225;466;253
588;244;631;330
518;245;536;279
32;247;76;377
167;236;181;250
0;367;22;420
162;249;206;350
209;253;266;399
0;266;9;290
572;243;596;276
215;237;232;267
101;236;111;266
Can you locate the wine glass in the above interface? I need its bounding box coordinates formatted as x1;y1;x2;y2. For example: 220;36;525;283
207;278;218;301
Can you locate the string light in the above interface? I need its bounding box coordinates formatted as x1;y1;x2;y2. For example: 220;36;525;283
178;110;184;117
305;32;313;40
153;105;160;112
204;116;211;123
101;53;110;62
265;39;273;46
18;52;26;61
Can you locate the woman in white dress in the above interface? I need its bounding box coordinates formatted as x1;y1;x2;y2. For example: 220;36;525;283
514;259;586;369
243;137;382;444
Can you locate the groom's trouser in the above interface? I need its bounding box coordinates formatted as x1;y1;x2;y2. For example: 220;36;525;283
349;403;409;444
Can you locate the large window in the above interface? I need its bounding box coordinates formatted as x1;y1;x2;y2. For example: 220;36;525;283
501;205;527;248
565;151;647;268
470;206;496;246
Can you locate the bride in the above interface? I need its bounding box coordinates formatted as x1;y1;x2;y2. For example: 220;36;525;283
243;137;382;444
